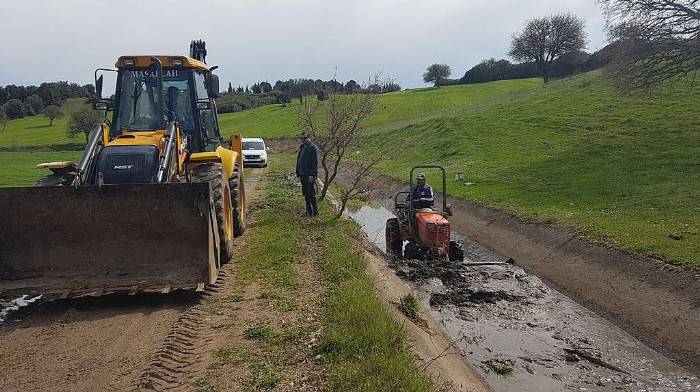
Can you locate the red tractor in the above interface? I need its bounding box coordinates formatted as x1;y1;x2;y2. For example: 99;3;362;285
385;165;464;261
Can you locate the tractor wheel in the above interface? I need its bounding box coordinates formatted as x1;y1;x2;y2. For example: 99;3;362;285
191;163;235;264
448;240;464;262
229;162;246;237
404;242;422;260
35;172;76;186
385;218;403;258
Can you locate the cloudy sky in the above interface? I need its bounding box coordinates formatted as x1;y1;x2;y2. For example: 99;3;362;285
1;0;608;89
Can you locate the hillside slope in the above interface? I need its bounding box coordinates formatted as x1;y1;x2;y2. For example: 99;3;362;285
221;71;700;265
217;78;542;138
369;72;699;264
0;99;87;149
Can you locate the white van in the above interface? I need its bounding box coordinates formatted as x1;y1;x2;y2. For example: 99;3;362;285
242;137;269;167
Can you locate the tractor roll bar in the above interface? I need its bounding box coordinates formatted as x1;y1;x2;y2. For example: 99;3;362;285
409;165;448;214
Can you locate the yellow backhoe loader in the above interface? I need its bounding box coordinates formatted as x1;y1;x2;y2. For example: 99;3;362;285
0;41;245;298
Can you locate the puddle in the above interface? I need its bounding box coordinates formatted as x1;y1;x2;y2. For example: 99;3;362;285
347;202;699;392
0;295;42;323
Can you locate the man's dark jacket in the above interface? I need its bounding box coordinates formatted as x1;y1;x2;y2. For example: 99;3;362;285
296;142;319;177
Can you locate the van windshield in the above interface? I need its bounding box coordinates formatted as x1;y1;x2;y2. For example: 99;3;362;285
243;141;265;150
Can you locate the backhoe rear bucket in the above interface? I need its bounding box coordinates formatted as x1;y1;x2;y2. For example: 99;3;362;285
0;183;220;298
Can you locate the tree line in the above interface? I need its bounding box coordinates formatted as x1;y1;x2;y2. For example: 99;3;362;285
0;82;95;120
218;77;401;114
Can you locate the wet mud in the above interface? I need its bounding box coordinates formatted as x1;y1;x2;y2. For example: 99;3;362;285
348;203;699;392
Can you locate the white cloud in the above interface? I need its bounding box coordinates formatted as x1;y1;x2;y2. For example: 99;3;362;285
0;0;607;88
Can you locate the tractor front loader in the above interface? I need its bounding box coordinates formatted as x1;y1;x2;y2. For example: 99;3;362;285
0;41;246;299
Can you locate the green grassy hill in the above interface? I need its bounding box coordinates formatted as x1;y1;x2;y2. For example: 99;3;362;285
221;72;700;265
217;78;542;138
0;98;86;149
1;75;697;264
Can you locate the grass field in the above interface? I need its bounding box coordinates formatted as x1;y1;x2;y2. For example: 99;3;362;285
0;98;87;149
221;72;700;265
217;78;542;138
1;74;697;264
0;151;82;186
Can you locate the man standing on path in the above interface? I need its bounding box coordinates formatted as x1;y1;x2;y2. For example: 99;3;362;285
296;132;319;216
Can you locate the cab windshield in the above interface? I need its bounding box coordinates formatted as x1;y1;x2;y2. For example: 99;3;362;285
243;141;265;150
113;69;194;134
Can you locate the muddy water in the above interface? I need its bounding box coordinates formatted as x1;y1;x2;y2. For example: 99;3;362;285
347;203;699;392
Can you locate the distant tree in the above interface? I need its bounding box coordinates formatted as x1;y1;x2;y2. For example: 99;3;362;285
509;13;587;82
251;83;262;94
0;107;8;130
274;91;291;104
344;80;360;93
245;85;250;93
600;0;700;89
68;106;101;145
316;89;328;101
227;82;233;93
260;81;273;93
4;99;26;119
236;86;244;93
423;64;452;87
25;94;45;116
44;105;63;126
0;87;7;105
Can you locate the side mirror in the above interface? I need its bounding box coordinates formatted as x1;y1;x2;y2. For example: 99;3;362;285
208;74;220;98
266;146;270;152
95;75;104;99
445;205;453;216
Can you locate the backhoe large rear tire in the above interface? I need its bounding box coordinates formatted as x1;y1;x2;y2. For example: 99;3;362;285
229;162;246;237
191;163;235;264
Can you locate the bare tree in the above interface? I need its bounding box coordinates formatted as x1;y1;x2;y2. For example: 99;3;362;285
600;0;700;89
423;64;451;87
333;154;384;218
509;13;587;82
44;105;63;126
296;79;376;201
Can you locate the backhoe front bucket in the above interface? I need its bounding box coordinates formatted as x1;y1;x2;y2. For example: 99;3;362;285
0;183;220;298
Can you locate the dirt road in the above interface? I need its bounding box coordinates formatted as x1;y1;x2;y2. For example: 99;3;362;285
0;171;266;392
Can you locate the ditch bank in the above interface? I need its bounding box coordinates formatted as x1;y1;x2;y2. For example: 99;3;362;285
339;171;700;372
345;202;699;391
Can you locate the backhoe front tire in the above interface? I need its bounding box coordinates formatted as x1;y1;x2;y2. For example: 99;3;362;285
229;162;246;237
191;163;235;264
35;172;76;186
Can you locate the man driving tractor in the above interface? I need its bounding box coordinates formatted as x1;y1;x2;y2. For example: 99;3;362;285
411;173;435;209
